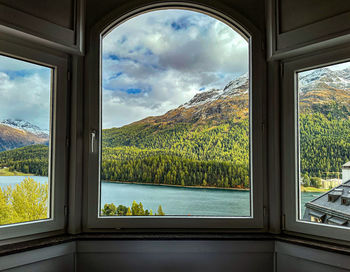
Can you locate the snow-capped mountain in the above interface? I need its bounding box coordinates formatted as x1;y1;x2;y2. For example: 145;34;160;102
0;119;49;138
0;119;49;152
135;74;250;126
182;73;248;109
298;67;350;92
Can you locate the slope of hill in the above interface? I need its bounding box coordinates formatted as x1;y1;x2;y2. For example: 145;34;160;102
0;68;349;188
1;119;49;137
0;122;48;152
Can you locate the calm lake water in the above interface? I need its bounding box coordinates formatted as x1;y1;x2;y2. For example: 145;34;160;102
0;176;322;217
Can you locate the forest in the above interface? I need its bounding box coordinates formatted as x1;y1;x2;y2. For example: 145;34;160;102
0;101;349;189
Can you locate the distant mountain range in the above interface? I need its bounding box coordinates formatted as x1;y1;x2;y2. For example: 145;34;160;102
0;119;48;152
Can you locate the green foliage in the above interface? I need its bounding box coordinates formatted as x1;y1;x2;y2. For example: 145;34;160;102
101;203;117;216
0;145;48;176
0;177;48;225
116;204;128;216
101;154;249;188
300;112;350;178
131;200;145;216
101;201;164;216
157;205;165;216
301;173;311;187
0;101;348;191
310;177;322;188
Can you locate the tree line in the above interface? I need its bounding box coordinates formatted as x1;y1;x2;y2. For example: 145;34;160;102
101;201;165;216
101;154;249;188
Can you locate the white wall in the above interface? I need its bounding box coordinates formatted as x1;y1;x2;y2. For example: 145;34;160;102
342;167;350;183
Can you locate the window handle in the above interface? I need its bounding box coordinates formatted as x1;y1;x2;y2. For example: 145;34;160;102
90;129;97;154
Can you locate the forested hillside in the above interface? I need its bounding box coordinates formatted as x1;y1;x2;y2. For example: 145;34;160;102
0;71;349;188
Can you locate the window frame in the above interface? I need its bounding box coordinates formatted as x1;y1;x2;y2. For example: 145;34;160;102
0;39;68;240
85;3;266;230
282;45;350;241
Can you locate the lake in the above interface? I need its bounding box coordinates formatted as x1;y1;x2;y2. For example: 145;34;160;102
0;176;322;217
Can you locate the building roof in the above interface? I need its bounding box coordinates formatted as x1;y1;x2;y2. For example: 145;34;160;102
343;161;350;168
305;180;350;220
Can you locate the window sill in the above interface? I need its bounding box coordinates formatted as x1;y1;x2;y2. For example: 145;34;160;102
2;232;350;257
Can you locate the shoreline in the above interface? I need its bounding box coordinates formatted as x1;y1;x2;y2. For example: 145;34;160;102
300;186;329;193
0;167;34;177
102;180;250;191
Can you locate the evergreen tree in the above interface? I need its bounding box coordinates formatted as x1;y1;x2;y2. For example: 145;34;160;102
157;205;165;216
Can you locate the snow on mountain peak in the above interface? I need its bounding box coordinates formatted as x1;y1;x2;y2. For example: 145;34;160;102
298;67;350;92
181;74;249;109
0;119;49;137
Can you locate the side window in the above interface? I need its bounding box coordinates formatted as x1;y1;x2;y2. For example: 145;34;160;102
0;55;52;226
100;9;251;217
298;61;350;228
0;42;67;240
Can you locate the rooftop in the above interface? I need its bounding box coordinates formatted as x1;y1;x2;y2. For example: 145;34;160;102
305;180;350;220
343;161;350;168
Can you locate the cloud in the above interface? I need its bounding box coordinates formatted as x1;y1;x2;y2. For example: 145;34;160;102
102;9;249;128
0;55;51;130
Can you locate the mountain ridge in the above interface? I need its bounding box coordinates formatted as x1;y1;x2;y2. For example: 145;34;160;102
0;120;49;152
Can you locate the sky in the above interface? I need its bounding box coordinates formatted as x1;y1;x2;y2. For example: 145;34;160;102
0;55;51;130
102;9;249;128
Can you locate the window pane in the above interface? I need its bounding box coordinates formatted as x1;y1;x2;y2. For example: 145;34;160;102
101;10;250;217
298;61;350;227
0;55;52;226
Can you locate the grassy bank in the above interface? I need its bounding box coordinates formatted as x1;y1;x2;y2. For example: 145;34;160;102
300;186;329;193
0;167;32;176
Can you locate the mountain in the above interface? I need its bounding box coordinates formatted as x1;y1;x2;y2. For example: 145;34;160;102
0;119;49;152
1;69;349;189
298;67;350;92
133;73;249;126
1;119;49;138
299;68;350;116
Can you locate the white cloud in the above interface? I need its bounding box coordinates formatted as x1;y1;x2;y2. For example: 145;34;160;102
102;9;249;128
0;55;51;130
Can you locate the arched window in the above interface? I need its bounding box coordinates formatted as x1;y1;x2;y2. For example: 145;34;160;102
86;4;265;229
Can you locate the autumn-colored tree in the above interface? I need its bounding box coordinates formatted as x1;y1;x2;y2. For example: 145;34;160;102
0;187;11;225
157;205;165;216
0;178;48;226
11;177;48;223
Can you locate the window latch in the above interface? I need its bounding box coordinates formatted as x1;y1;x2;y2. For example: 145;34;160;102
90;129;97;154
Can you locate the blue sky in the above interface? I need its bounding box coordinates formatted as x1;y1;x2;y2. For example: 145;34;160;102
0;55;51;130
102;9;249;128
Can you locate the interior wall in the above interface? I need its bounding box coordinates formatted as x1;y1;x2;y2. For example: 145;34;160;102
279;0;350;32
1;240;350;272
76;240;274;272
85;0;265;32
275;241;350;272
0;0;75;29
0;242;76;272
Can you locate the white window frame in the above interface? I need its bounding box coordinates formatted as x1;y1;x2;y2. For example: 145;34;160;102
282;45;350;241
0;39;68;240
85;3;266;230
